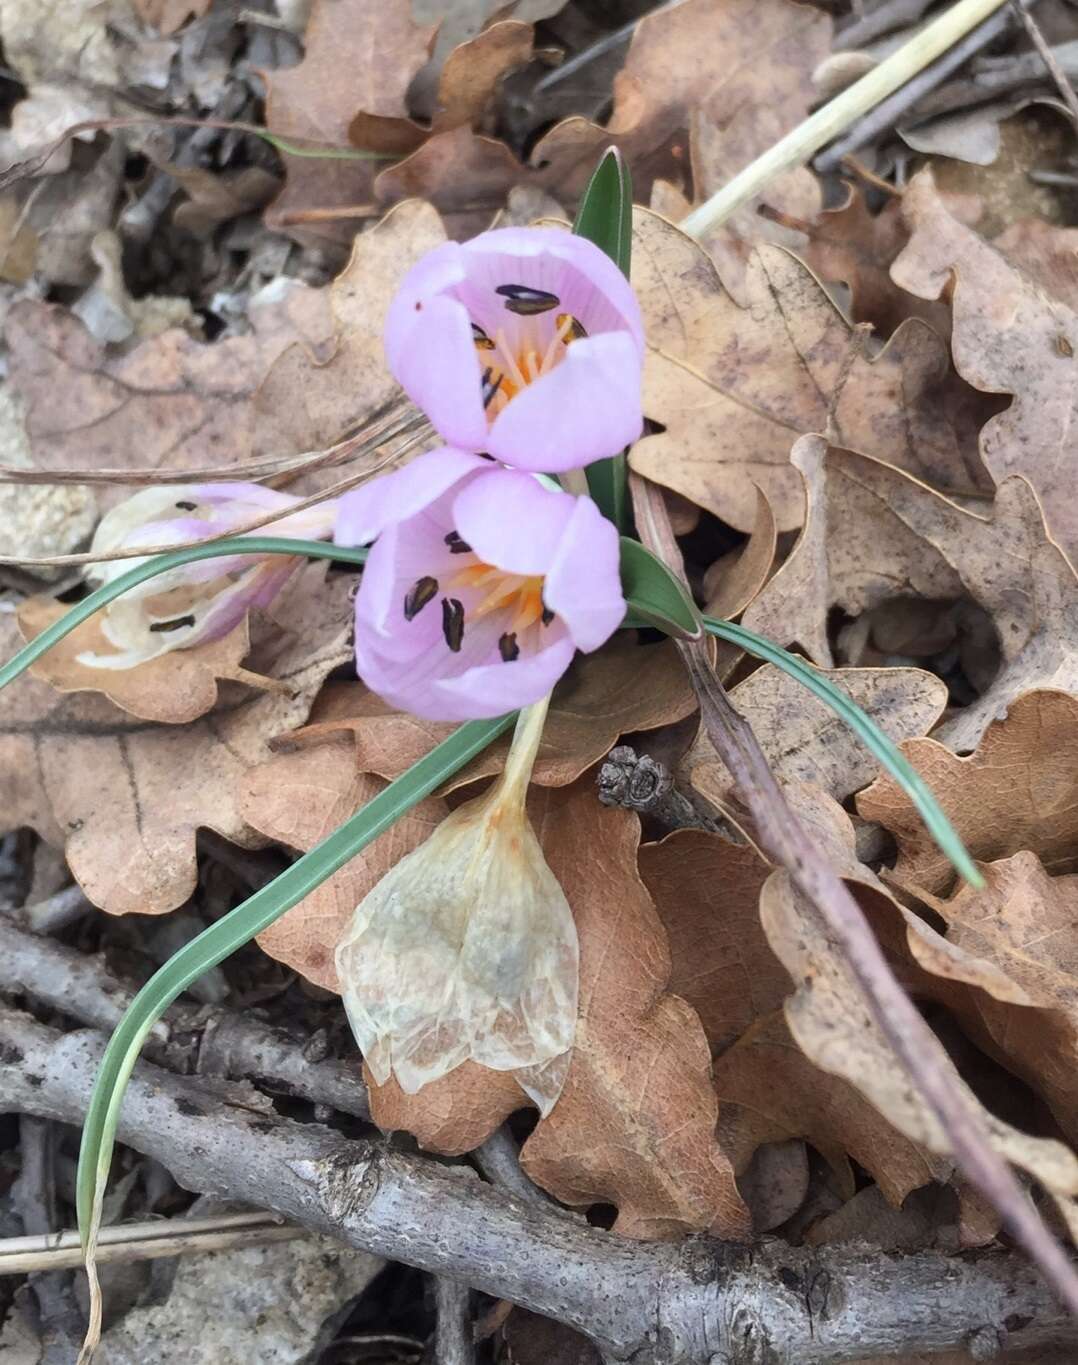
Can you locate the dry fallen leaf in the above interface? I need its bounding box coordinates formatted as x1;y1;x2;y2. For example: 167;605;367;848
518;782;749;1239
289;636;696;792
0;567;352;915
761;865;1078;1244
893;168;1078;561
742;436;1078;752
685;664;948;811
252;198;445;466
898;852;1078;1150
713;1009;948;1205
702;486;777;620
262;0;437;251
239;735;448;991
16;596;270;725
629;210;983;531
5;281;334;482
637;828;786;1054
132;0;212;34
858;690;1078;897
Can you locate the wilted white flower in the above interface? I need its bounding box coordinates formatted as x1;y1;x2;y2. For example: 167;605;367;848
335;697;578;1115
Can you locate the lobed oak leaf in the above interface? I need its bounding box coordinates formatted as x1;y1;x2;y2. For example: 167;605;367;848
239;735;448;992
629;211;981;532
261;0;437;252
857;690;1078;897
897;852;1078;1150
893;168;1078;561
16;595;269;725
0;567;352;916
761;865;1078;1244
285;636;696;792
743;437;1078;752
685;663;947;812
4;282;334;486
252;198;446;467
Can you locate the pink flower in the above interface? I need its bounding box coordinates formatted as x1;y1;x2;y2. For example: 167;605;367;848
82;483;336;669
335;448;625;721
385;227;644;473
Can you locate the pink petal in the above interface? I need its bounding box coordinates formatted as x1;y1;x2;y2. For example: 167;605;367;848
458;227;644;352
452;470;576;577
385;254;489;450
486;331;643;472
335;448;488;547
543;495;625;652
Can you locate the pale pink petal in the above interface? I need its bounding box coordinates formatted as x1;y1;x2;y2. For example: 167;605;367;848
335;448;488;547
486;331;643;472
452;470;576;577
543;495;625;652
387;292;488;451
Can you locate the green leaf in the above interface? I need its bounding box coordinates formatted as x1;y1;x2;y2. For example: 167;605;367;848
574;148;633;531
76;710;515;1254
620;536;702;639
572;146;632;277
702;615;983;891
0;537;368;692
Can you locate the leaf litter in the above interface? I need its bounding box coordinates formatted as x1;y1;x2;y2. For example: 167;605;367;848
10;0;1078;1356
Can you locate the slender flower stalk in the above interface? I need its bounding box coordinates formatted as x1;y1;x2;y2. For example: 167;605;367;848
336;693;577;1114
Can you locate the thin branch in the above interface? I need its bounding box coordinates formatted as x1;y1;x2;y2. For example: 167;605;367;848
628;470;1078;1320
1012;0;1078;127
433;1276;475;1365
0;1006;1074;1364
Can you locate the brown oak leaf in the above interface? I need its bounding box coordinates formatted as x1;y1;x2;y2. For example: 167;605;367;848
893;168;1078;561
743;436;1078;752
0;567;352;915
857;689;1078;896
287;636;696;792
629;211;983;532
5;282;334;482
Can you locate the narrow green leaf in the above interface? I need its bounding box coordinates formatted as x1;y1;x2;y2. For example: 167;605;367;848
702;615;983;891
572;146;632;276
76;709;515;1252
0;538;368;692
574;148;633;530
621;537;703;639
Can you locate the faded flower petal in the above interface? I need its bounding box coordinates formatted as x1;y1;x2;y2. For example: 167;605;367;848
80;482;336;670
336;699;578;1113
384;227;644;472
335;449;625;721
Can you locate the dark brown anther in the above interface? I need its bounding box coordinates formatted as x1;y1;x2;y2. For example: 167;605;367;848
148;614;196;634
442;597;465;652
404;576;438;621
175;500;198;511
556;312;587;343
498;632;520;662
541;605;555;627
496;283;560;316
481;367;504;410
472;322;495;350
444;531;472;555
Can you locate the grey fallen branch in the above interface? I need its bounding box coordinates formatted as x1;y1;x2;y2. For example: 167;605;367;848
1;1006;1075;1365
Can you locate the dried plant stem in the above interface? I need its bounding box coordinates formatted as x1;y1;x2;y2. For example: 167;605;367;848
1012;0;1078;128
681;0;1012;238
628;470;1078;1321
434;1276;476;1365
0;1212;302;1275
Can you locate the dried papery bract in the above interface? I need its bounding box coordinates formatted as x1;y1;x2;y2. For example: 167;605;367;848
336;696;578;1114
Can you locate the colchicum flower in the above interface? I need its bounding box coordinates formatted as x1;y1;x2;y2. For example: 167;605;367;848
335;447;626;721
336;695;578;1113
385;227;644;472
81;483;336;669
